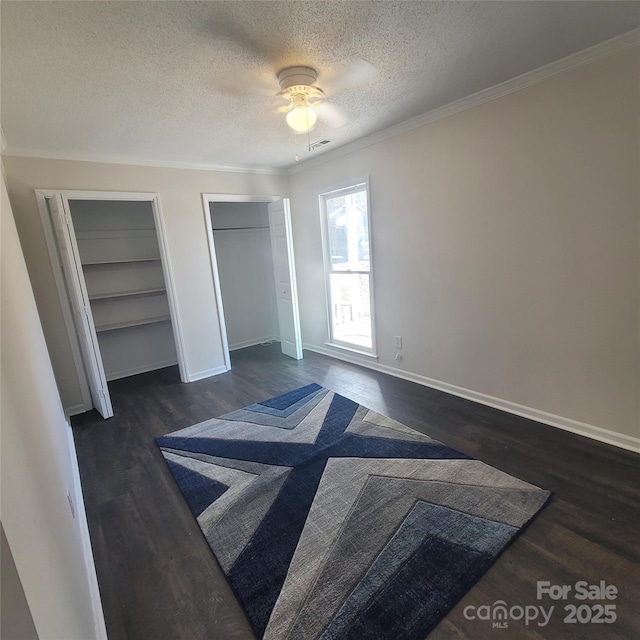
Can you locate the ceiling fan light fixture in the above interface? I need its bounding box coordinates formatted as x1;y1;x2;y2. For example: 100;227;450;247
286;104;317;133
278;66;324;134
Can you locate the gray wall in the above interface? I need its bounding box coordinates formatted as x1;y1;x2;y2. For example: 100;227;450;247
1;524;39;640
290;48;639;442
2;158;289;409
3;47;637;447
210;201;279;349
1;170;101;638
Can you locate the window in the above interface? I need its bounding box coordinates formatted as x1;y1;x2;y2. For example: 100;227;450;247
320;181;375;354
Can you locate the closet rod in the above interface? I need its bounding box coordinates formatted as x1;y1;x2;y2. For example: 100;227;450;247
212;226;270;231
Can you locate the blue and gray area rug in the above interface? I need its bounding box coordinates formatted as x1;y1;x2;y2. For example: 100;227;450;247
156;383;550;639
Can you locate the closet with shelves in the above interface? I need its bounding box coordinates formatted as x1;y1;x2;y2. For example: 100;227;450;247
68;199;178;383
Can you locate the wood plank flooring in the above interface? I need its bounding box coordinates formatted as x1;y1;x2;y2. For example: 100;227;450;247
72;344;640;639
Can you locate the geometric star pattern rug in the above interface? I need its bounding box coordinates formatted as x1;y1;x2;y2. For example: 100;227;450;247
156;383;550;639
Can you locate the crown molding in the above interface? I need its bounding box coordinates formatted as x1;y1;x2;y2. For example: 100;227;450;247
289;28;640;175
2;28;637;177
0;147;288;176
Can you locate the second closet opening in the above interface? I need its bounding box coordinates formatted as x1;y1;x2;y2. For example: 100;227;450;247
209;201;280;352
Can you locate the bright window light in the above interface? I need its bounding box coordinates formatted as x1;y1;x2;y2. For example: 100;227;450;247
320;181;375;353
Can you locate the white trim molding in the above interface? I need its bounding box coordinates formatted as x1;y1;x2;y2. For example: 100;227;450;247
2;147;287;175
64;403;91;418
318;177;378;357
202;195;237;372
202;193;282;204
323;342;378;360
105;359;179;382
35;191;94;409
35;188;191;404
201;192;285;372
229;336;280;351
187;365;229;382
304;343;640;455
65;423;108;640
3;30;636;178
290;28;640;175
148;194;190;383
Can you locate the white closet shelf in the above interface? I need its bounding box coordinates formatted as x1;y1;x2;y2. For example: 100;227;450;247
76;227;156;233
212;225;270;231
95;315;171;333
76;229;158;240
89;287;167;302
82;257;161;266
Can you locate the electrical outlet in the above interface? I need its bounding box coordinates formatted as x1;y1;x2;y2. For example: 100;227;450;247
67;490;76;519
395;336;403;349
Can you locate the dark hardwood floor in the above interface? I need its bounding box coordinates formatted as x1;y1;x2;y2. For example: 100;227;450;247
72;344;640;639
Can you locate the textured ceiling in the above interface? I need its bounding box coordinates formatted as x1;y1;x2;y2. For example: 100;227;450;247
2;1;639;170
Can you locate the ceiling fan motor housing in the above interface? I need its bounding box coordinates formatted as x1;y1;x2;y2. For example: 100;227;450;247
277;66;318;91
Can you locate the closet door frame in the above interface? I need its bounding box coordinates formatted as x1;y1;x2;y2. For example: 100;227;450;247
201;193;302;371
35;189;189;415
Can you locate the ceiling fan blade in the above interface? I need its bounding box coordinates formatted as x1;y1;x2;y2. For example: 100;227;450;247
316;102;348;128
208;13;276;65
213;72;280;98
205;12;291;97
320;58;378;96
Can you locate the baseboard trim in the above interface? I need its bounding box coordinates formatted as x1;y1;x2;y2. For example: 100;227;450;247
303;343;640;454
65;423;108;639
106;359;178;382
187;365;229;382
65;403;90;417
229;336;280;351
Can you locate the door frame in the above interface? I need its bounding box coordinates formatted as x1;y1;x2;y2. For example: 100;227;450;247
47;193;114;418
267;199;304;360
35;189;189;414
201;193;287;371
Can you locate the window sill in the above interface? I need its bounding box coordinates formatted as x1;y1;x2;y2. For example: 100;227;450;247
324;342;378;360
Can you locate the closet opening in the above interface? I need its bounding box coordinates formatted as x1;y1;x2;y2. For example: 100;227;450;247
70;198;179;377
37;191;186;419
203;195;303;370
210;202;279;352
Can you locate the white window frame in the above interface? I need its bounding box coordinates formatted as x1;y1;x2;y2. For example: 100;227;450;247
319;177;377;357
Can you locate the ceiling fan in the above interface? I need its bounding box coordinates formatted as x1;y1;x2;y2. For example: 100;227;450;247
275;60;377;134
206;14;378;136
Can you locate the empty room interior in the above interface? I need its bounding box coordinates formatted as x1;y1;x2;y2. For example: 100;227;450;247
1;2;639;639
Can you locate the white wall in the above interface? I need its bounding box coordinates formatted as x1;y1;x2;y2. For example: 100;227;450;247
210;201;279;349
3;49;638;445
1;524;39;640
289;48;639;442
1;158;288;410
1;170;103;638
